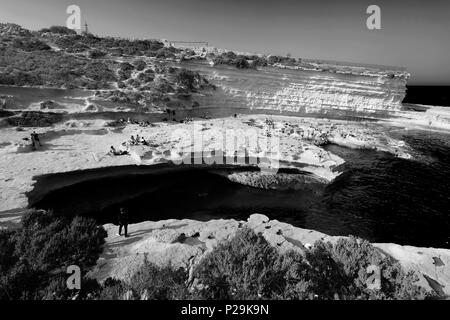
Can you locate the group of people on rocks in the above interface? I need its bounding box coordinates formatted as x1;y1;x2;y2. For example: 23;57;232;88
278;121;331;146
116;117;154;127
108;134;150;156
129;134;149;146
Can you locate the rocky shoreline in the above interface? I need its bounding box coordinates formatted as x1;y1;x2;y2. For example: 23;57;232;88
1;22;449;300
89;213;450;297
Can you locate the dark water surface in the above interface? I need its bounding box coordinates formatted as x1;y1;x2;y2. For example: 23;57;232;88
30;130;450;248
320;130;450;248
0;85;91;109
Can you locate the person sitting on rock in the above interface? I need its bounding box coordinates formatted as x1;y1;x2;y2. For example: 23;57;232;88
109;146;129;156
109;146;117;155
117;207;129;237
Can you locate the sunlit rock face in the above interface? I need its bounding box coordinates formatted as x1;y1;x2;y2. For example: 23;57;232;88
183;61;409;117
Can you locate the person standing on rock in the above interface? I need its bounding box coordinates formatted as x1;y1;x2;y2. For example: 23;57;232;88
117;207;129;237
31;131;42;149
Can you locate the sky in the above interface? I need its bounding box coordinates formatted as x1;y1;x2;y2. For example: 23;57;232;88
1;0;449;84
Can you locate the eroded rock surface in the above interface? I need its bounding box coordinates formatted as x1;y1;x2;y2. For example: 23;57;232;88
89;214;450;297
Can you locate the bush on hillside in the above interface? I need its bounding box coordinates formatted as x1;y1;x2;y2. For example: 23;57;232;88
47;26;77;35
133;59;147;71
193;228;284;299
325;237;427;299
6;111;64;127
96;262;193;300
234;57;251;69
154;47;176;59
118;62;134;81
0;210;107;300
172;68;212;91
0;213;428;300
267;55;297;65
88;49;107;59
212;54;259;69
12;38;51;51
128;260;192;299
0;110;15;117
192;229;428;300
0;46;115;88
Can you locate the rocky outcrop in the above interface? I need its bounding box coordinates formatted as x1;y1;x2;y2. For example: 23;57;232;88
90;214;450;297
0;95;21;109
39;100;61;110
0;23;31;37
182;61;409;117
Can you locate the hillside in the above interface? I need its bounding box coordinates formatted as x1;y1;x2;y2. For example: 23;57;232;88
0;23;410;117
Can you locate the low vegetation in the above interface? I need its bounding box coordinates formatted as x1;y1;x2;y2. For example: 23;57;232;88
211;51;299;69
6;111;64;127
97;229;427;300
191;229;426;300
50;32;168;57
0;45;116;89
0;210;106;300
171;68;214;91
0;213;429;300
39;26;77;35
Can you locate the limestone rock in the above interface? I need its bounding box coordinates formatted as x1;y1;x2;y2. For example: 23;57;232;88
247;213;269;228
87;214;450;298
40;100;60;110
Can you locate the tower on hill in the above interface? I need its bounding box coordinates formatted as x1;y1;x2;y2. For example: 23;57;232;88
82;21;89;35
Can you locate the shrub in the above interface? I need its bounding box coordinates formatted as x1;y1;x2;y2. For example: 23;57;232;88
234;57;251;69
118;62;134;81
136;70;154;84
0;44;115;88
0;110;15;117
212;54;258;69
0;230;18;274
127;260;191;300
326;237;427;299
0;212;428;300
14;211;107;274
6;111;63;127
172;68;211;91
84;62;117;82
88;49;107;59
96;262;193;300
0;73;15;85
0;210;107;300
133;59;147;71
12;38;51;51
192;229;428;300
48;26;77;35
222;51;237;59
98;277;127;300
267;55;297;65
193;228;284;299
155;47;176;59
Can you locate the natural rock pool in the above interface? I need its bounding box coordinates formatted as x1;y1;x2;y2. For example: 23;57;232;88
28;130;450;249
